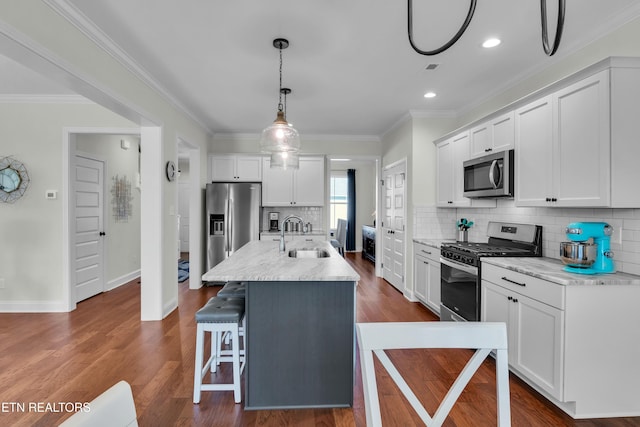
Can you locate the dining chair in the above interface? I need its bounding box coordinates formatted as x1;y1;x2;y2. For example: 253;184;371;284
356;321;511;427
59;380;138;427
331;218;347;256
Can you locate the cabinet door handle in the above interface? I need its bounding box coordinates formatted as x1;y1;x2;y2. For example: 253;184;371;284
501;276;526;287
423;261;429;265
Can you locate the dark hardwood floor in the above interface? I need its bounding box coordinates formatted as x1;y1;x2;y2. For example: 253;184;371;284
0;253;638;426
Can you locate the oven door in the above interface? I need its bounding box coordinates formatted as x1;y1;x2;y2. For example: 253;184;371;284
440;257;479;321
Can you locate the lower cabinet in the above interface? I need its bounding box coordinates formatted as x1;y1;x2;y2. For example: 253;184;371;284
481;261;640;418
413;242;440;315
482;280;564;400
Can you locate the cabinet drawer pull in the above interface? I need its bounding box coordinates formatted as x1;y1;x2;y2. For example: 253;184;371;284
421;249;432;255
501;276;526;287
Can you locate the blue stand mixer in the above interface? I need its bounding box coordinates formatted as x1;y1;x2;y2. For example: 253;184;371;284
560;222;615;274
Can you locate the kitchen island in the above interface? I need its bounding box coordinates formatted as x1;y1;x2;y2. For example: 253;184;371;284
202;239;360;410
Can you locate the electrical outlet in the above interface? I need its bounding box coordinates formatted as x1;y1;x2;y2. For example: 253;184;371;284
617;227;623;245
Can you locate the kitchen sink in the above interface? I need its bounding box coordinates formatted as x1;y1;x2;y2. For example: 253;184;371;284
288;248;331;258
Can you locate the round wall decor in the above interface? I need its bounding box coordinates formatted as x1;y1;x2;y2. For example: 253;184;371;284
165;160;177;182
0;156;30;203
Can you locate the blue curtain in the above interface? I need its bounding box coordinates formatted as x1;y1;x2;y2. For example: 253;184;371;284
347;169;356;251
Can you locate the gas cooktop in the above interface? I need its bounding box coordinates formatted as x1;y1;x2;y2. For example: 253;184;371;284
441;242;535;256
441;222;543;267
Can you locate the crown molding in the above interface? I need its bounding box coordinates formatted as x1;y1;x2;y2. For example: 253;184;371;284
43;0;212;133
213;132;380;143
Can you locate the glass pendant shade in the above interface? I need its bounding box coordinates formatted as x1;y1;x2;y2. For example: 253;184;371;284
270;150;299;170
260;111;300;153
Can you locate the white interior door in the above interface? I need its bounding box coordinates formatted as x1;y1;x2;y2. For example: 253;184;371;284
178;181;190;253
74;155;105;302
382;162;406;292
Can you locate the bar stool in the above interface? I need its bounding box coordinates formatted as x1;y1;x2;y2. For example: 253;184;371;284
193;296;246;404
217;282;246;346
217;281;246;298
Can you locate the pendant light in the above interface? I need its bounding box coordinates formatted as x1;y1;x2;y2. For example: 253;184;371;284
260;38;301;167
270;150;299;170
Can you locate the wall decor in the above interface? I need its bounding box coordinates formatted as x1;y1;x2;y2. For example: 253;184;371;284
0;156;30;203
111;174;133;222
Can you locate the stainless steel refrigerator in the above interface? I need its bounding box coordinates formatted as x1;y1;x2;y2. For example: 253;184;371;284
206;182;261;271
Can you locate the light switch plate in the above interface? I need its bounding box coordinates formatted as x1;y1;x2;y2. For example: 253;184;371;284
46;190;57;199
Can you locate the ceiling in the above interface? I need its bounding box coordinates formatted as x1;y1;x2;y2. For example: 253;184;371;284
6;0;640;139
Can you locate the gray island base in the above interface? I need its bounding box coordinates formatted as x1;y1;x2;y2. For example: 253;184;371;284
202;240;360;410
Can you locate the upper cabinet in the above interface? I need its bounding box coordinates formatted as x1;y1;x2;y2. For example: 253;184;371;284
516;71;610;207
210;154;262;182
262;156;325;206
516;65;640;207
436;131;468;207
469;111;514;158
514;95;555;205
435;57;640;208
436;131;495;208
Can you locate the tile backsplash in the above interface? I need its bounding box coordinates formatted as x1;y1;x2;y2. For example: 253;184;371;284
414;200;640;275
261;206;323;232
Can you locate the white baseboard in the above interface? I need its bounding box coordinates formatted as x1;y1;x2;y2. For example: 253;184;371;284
163;297;178;319
0;301;68;313
107;270;141;291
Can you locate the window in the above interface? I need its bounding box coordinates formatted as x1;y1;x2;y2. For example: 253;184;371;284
330;172;348;229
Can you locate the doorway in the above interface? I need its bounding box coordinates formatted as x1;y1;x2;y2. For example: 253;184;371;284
69;130;142;304
328;155;381;276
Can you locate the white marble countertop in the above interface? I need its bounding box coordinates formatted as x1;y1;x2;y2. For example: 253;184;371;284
482;256;640;286
412;238;455;249
202;240;360;282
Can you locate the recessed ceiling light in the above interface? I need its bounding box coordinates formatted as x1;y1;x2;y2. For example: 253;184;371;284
482;38;501;48
424;92;436;99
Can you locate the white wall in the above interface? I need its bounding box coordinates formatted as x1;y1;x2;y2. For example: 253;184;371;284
0;2;210;318
0;102;136;310
76;133;141;289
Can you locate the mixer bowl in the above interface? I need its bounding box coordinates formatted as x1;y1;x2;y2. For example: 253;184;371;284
560;242;597;266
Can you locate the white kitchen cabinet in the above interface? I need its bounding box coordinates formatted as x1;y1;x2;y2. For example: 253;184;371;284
262;156;325;206
469;111;514;158
516;69;614;207
413;242;440;315
482;280;564;400
514;95;554;205
481;259;640;418
436;131;495;208
210;154;262;182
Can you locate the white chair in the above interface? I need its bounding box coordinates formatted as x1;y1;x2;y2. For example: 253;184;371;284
331;218;347;256
356;322;511;427
59;380;138;427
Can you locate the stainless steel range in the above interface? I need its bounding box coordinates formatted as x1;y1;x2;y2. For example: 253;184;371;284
440;221;543;322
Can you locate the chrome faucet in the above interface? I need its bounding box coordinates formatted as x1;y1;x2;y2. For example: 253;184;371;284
280;214;305;253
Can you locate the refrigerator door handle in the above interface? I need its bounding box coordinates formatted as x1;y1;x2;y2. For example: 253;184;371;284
228;198;234;254
225;198;230;255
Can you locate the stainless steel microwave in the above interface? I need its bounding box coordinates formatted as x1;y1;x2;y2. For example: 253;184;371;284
463;149;514;198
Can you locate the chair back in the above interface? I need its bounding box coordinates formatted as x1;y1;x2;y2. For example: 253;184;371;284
336;218;347;246
356;322;511;427
59;380;138;427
